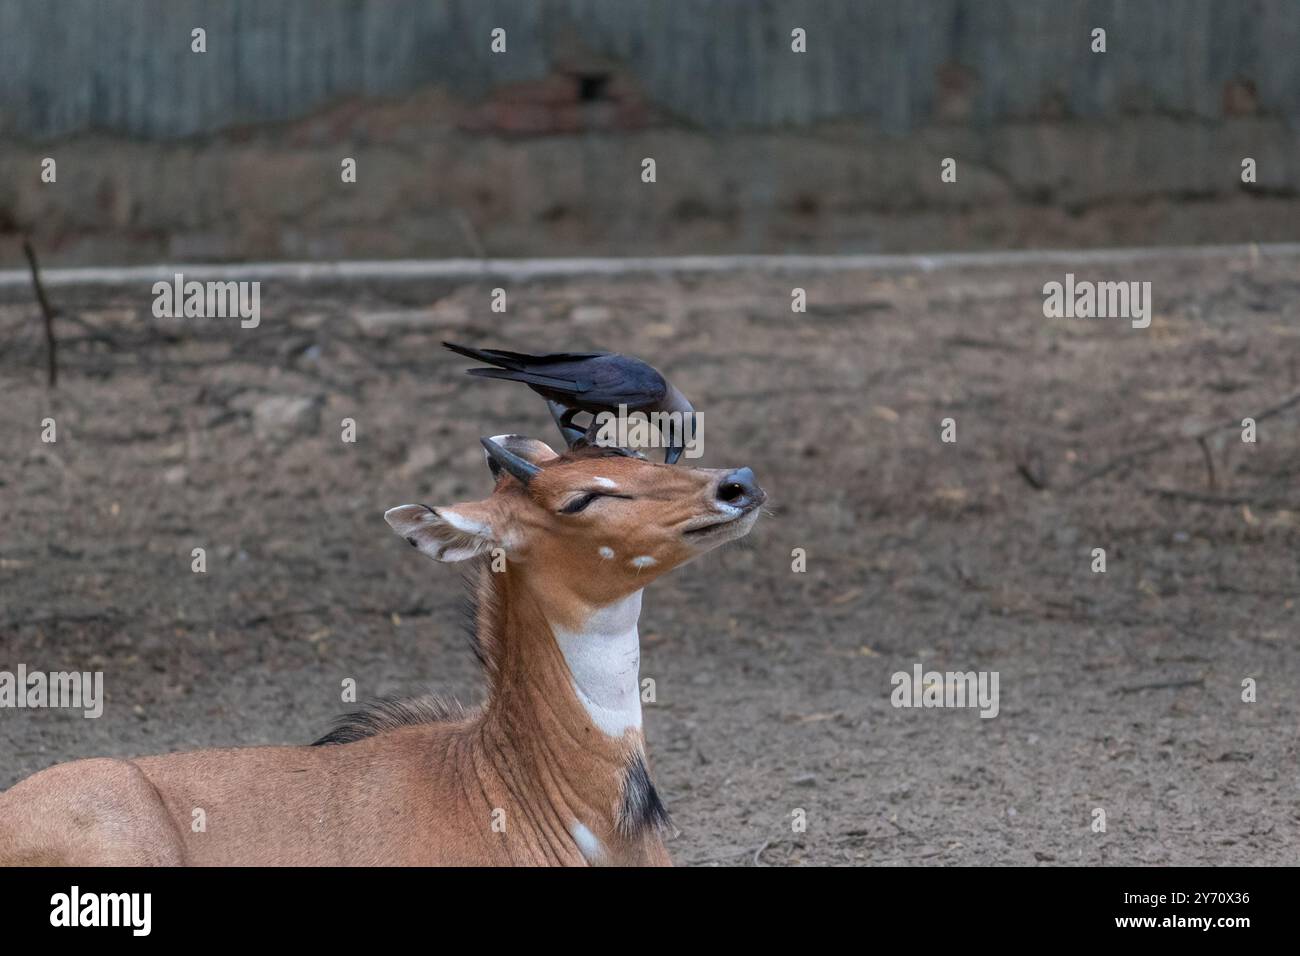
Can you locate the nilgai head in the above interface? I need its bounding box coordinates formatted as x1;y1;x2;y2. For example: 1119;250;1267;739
384;435;765;613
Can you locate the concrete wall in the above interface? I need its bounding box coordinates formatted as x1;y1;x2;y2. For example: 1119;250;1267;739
6;0;1300;137
2;1;1297;263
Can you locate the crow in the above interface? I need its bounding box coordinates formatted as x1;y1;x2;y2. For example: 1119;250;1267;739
443;342;696;463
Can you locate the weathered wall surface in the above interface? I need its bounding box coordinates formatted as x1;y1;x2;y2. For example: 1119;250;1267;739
7;0;1300;137
2;0;1297;263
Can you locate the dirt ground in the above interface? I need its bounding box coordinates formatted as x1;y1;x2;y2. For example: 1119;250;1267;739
1;250;1297;865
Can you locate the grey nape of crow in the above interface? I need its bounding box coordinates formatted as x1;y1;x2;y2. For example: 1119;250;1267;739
443;342;696;464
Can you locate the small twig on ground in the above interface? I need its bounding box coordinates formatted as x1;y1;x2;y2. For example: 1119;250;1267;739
1016;460;1048;490
453;209;487;259
54;309;122;350
1141;486;1297;509
684;841;775;866
22;239;58;387
1196;435;1217;491
1114;677;1205;695
1074;390;1300;489
1142;487;1250;506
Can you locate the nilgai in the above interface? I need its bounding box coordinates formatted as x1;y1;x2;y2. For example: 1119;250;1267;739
0;435;764;865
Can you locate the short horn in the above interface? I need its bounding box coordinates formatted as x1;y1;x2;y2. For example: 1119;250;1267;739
480;436;541;486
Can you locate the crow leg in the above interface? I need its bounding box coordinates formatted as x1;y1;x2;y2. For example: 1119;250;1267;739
547;400;587;449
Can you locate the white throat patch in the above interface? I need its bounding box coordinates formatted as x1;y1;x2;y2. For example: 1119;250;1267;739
551;590;644;738
570;821;606;863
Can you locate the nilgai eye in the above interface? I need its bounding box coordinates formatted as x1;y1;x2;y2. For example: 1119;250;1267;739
560;493;600;514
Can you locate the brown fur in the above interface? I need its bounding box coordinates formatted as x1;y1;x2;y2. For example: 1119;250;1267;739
0;440;762;866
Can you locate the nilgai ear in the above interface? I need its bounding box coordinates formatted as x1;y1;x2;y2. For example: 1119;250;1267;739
385;501;498;563
483;434;559;480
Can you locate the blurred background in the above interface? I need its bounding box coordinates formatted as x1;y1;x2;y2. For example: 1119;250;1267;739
2;2;1298;866
2;0;1298;266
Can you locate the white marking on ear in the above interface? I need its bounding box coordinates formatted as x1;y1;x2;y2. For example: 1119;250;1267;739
551;591;643;737
592;477;618;490
598;546;615;560
570;821;605;863
438;509;490;536
384;504;493;564
439;546;483;562
630;555;657;569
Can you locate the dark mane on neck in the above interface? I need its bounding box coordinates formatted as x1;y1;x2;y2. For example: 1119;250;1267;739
312;693;467;746
461;558;504;695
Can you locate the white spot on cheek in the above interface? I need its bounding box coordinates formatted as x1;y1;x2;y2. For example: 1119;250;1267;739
570;821;605;863
598;546;615;560
592;477;618;490
630;555;657;569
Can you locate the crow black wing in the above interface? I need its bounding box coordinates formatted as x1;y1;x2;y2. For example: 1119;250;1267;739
464;367;587;392
445;343;666;407
575;354;669;408
443;341;607;369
